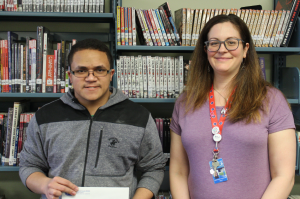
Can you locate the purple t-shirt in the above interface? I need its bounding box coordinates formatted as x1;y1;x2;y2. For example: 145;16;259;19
170;87;295;199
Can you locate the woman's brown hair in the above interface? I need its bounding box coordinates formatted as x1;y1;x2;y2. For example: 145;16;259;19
183;14;272;123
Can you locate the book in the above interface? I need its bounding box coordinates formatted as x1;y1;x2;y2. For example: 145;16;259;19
175;8;186;46
4;107;13;166
7;31;18;93
276;0;300;46
46;55;54;92
117;6;121;45
259;57;266;80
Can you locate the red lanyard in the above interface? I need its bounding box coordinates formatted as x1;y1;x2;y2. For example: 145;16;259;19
209;85;234;152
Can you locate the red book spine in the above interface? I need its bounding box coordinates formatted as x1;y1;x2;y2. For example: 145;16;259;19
46;55;54;93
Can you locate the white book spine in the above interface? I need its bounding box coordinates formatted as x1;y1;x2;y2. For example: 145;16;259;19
155;56;160;98
70;0;73;12
147;56;152;98
132;7;136;46
117;59;121;90
20;45;24;93
179;56;184;93
31;40;36;93
124;56;129;97
142;56;148;98
163;57;168;98
99;0;103;13
170;57;175;98
174;57;179;97
50;0;54;11
120;56;124;94
88;0;92;12
138;56;143;98
80;0;83;12
84;0;88;12
151;57;156;98
131;56;136;98
278;10;290;47
159;57;163;98
167;57;172;98
92;0;95;12
53;50;57;93
9;103;19;166
95;0;99;13
42;33;48;93
135;57;139;98
60;0;64;12
127;56;132;97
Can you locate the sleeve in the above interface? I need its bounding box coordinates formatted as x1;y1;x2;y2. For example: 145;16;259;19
136;113;168;197
268;89;295;134
169;98;182;136
19;114;49;187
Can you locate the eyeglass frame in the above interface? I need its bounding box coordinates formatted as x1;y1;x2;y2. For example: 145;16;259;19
204;38;245;52
70;68;113;78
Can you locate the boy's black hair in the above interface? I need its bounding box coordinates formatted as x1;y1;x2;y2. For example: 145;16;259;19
68;38;113;69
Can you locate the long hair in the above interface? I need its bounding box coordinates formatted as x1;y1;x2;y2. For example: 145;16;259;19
183;14;272;123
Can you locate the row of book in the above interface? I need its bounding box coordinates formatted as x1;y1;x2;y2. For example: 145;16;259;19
175;7;299;47
116;56;187;99
156;192;172;199
0;0;105;13
117;2;181;46
0;101;33;166
0;28;74;93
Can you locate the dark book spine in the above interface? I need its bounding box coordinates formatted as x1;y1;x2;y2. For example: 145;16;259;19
36;26;44;93
1;116;7;165
135;9;148;45
22;46;26;93
25;37;30;93
11;44;15;93
57;43;61;93
281;0;300;46
4;108;13;166
60;41;65;93
158;8;175;46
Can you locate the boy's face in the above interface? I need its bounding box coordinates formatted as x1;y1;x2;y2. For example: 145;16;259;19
68;49;114;107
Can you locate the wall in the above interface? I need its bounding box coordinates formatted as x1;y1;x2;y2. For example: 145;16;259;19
1;0;300;198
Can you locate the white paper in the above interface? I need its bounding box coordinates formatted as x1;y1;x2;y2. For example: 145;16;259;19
61;187;129;199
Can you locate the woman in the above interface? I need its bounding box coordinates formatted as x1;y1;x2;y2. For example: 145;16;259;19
169;14;296;199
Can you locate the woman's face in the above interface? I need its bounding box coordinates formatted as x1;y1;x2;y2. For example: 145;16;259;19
206;22;249;77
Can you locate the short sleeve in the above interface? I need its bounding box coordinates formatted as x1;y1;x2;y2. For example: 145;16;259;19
268;89;295;134
170;97;183;136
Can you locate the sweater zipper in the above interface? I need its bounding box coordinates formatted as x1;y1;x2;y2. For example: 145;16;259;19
81;116;93;186
95;127;103;168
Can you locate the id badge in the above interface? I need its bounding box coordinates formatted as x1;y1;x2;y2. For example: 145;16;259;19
209;158;228;184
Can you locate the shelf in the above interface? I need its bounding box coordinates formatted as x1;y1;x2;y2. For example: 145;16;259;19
0;93;64;98
0;166;19;171
116;45;300;54
129;98;176;103
0;12;114;23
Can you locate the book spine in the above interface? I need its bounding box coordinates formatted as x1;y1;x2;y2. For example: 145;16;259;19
155;56;160;98
152;9;165;46
200;9;207;33
25;37;30;93
140;9;153;46
159;57;163;98
56;43;61;92
119;56;124;94
132;7;136;46
128;7;132;46
163;2;181;45
121;7;125;45
151;56;156;98
8;103;19;166
60;40;65;93
99;0;103;13
159;7;176;46
158;8;173;46
191;9;199;46
127;56;131;97
195;9;203;45
142;56;147;98
137;56;143;98
131;56;136;98
117;6;121;45
135;57;139;98
124;7;129;45
46;55;54;93
163;57;167;98
11;43;15;93
259;57;266;80
117;59;121;90
124;56;128;96
281;0;300;47
174;57;179;98
53;50;57;93
31;40;36;93
36;27;43;93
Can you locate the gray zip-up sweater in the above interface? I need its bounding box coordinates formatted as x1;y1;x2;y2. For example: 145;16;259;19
19;87;167;199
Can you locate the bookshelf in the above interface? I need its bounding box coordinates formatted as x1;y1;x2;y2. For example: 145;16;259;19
0;0;118;175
